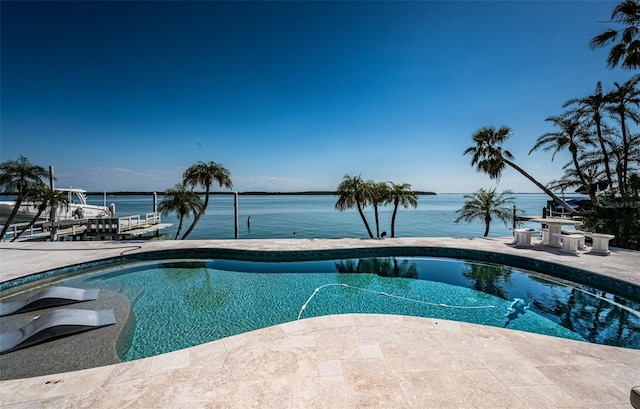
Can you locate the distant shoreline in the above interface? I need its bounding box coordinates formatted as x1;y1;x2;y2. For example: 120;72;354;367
90;191;439;196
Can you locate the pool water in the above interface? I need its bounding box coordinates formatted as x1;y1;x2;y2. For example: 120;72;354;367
49;257;640;360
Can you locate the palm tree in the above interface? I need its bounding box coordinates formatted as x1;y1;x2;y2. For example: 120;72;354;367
590;0;640;69
11;184;69;242
464;126;577;213
605;74;640;195
181;161;233;240
564;82;615;190
529;114;596;202
387;182;418;238
547;160;606;196
455;188;515;237
335;174;374;238
0;156;49;240
368;180;390;238
158;184;204;240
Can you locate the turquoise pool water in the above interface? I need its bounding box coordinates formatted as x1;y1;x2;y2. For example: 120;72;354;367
51;256;640;360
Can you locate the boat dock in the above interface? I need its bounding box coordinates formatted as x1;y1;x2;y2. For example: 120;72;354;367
3;213;172;242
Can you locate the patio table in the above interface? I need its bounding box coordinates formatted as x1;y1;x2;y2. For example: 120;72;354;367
529;217;583;248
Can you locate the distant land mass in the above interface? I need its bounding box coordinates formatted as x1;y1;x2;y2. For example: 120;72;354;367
94;191;438;196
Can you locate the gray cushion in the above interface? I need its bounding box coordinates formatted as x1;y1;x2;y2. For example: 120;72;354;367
631;385;640;409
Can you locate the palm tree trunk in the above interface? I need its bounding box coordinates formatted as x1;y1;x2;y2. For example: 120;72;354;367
374;204;380;238
11;208;44;242
618;112;629;195
569;146;596;203
594;119;614;191
181;189;210;240
484;216;490;237
356;201;374;238
175;216;185;240
0;197;25;240
503;158;578;214
390;202;399;238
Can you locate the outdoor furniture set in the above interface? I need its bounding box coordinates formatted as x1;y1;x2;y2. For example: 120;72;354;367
513;217;615;255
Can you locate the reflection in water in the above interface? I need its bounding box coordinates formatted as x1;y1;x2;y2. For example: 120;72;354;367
162;262;232;314
335;257;640;348
334;257;418;278
462;262;512;299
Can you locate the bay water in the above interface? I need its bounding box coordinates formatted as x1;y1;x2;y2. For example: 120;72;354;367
82;193;570;240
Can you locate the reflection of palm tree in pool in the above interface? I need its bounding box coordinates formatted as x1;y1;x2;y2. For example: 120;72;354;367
532;287;640;347
334;259;376;288
603;296;638;346
461;262;512;300
334;257;418;295
161;263;233;314
334;258;418;279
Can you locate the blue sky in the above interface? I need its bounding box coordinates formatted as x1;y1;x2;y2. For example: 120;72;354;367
0;1;632;193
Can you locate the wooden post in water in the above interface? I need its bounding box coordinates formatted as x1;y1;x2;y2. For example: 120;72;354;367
49;166;57;241
234;192;239;239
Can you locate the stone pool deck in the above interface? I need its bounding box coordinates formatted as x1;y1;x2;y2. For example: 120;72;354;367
1;237;639;408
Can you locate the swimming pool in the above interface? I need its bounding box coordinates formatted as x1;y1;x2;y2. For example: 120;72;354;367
5;254;638;363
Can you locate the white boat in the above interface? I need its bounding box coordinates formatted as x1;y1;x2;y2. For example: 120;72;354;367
0;188;114;223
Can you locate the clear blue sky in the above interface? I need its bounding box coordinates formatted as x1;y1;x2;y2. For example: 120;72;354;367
0;1;632;193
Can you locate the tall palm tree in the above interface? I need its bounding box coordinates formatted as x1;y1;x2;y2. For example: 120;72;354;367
335;174;374;238
455;188;515;237
547;160;606;196
590;0;640;69
464;126;576;213
11;184;69;242
368;180;390;238
0;156;49;240
563;82;615;190
529;114;596;202
158;184;204;240
181;161;233;240
387;182;418;238
605;74;640;194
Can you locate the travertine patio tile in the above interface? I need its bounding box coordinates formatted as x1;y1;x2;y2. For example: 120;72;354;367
224;347;317;380
0;395;77;409
280;319;313;336
434;331;512;355
314;331;361;361
231;378;293;408
451;354;486;370
357;344;384;358
509;384;581;408
341;359;408;408
150;349;191;373
0;366;113;405
290;376;350;408
102;360;152;387
174;374;240;404
476;352;554;387
537;364;631;405
268;334;317;349
317;359;342;376
396;368;525;409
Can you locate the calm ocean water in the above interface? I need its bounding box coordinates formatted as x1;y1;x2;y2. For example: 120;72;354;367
79;193;574;240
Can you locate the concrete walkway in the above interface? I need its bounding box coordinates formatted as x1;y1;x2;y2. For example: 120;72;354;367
1;237;639;408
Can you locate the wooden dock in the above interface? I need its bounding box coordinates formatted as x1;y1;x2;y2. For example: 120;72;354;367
3;213;172;242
